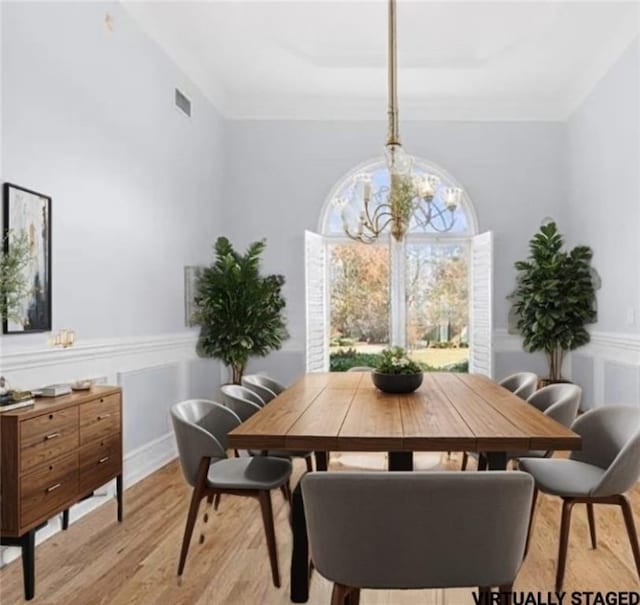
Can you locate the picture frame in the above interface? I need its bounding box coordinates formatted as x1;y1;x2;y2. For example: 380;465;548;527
184;265;203;327
2;183;52;334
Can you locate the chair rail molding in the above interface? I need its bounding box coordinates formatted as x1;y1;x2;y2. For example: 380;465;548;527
0;332;199;373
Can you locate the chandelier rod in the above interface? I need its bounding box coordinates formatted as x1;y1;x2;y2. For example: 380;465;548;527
387;0;400;147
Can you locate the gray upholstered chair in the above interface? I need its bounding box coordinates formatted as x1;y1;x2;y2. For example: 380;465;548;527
242;375;277;403
499;372;539;400
520;405;640;590
506;383;582;461
302;471;534;604
346;366;375;372
248;374;286;395
170;399;292;586
461;373;544;471
221;384;314;472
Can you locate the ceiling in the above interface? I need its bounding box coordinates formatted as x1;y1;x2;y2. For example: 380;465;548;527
123;1;640;121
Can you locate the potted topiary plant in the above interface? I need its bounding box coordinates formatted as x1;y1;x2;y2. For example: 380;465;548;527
193;237;289;384
372;347;423;394
509;222;597;386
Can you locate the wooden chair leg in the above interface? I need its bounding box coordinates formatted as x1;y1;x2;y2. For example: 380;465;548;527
478;454;487;471
213;493;221;511
346;587;361;605
461;452;468;471
258;490;280;588
586;502;597;549
177;486;204;576
478;587;492;604
206;494;214;505
305;456;314;473
499;584;513;605
618;494;640;579
331;583;349;605
556;498;575;592
524;487;538;557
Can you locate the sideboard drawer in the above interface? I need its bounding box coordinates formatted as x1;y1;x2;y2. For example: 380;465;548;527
21;464;78;528
20;414;79;474
21;407;78;449
79;395;120;445
21;451;78;499
79;434;121;494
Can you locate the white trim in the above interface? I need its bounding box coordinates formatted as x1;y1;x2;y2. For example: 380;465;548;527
123;431;177;489
0;429;178;568
0;332;199;373
578;330;640;365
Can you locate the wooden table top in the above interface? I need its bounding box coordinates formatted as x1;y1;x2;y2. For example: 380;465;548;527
227;372;581;453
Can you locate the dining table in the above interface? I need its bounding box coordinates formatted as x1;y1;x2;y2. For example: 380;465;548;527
227;371;582;603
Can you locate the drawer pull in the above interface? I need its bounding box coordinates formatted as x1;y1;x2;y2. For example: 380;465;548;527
98;456;110;464
46;483;62;493
97;414;111;421
45;432;60;440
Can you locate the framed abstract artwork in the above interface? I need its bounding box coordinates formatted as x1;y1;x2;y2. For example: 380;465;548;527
2;183;52;334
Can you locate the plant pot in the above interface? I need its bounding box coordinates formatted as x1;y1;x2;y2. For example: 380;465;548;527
372;371;423;394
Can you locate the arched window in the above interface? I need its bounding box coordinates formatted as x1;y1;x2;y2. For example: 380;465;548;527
320;158;478;238
305;158;492;377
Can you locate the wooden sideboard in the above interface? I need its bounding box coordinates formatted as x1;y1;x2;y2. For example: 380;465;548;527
0;385;123;600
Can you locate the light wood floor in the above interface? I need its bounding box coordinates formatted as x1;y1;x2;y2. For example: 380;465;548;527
1;453;638;605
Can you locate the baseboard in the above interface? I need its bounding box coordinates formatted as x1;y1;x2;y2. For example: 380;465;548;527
123;431;178;488
0;431;178;567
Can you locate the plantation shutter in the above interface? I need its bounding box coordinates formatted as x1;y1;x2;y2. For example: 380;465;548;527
469;231;494;377
305;230;329;372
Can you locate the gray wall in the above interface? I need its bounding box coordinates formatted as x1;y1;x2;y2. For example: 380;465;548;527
221;119;566;351
565;37;640;335
1;1;225;351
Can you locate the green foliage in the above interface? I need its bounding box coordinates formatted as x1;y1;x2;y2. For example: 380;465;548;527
510;222;597;381
377;347;423;374
329;348;468;373
0;231;32;322
330;349;383;372
193;237;288;384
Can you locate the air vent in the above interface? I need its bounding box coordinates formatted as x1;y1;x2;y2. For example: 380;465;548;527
175;88;191;117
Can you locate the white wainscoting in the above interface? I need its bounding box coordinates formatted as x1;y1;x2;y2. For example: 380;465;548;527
571;331;640;410
0;331;221;567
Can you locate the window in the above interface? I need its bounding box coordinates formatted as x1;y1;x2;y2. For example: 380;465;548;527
306;157;493;376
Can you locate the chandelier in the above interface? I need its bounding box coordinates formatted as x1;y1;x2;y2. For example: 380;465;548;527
335;0;463;244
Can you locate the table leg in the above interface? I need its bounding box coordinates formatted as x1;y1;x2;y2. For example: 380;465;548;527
290;481;310;602
61;509;69;530
388;452;413;471
314;451;328;472
485;452;508;470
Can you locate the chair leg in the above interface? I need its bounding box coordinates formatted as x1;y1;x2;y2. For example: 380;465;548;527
213;493;221;511
556;498;575;592
524;487;538;558
618;494;640;580
331;583;349;605
461;452;468;471
347;587;361;605
586;502;597;549
305;456;314;473
258;490;280;588
478;454;487;471
177;486;204;576
499;584;513;605
478;587;492;605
